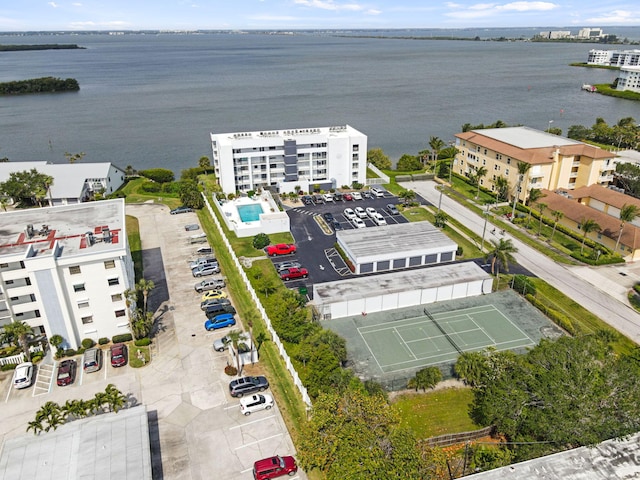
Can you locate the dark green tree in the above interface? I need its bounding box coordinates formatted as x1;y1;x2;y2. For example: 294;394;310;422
579;218;601;254
396;154;422;171
139;168;174;183
0;169;54;206
367;148;391;170
178;179;204;209
407;366;442;391
486;238;518;276
252;233;270;250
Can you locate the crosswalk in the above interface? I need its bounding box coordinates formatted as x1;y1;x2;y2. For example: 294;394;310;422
33;362;54;396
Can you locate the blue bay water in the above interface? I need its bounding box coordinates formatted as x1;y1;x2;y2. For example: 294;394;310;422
1;30;639;172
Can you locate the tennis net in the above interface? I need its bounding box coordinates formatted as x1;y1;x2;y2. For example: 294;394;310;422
424;308;463;354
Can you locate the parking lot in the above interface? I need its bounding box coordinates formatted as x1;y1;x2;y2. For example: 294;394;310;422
269;191;409;295
0;203;303;480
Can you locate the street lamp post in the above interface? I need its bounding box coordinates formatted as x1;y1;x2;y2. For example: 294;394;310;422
547;120;554;132
481;204;490;251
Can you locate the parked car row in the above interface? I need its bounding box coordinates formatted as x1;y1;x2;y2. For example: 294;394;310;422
301;188;387;206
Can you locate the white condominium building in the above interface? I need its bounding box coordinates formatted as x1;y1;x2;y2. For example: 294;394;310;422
616;66;640;93
210;125;367;195
587;49;640;67
0;199;134;350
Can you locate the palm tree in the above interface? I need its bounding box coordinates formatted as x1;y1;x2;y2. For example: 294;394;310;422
92;391;109;415
104;384;128;413
226;329;245;374
27;419;44;435
486;238;518;276
3;321;34;361
399;189;416;206
550;210;564;242
36;401;63;432
511;161;532;219
136;278;155;314
526;188;545;228
474;166;488;199
434;211;449;228
537;202;547;236
429;136;446;172
62;399;90;421
494;176;509;202
580;218;601;254
49;334;64;357
614;204;640;253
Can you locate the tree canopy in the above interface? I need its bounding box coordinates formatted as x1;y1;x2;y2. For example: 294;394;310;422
0;168;54;207
465;334;640;461
367;148;391;170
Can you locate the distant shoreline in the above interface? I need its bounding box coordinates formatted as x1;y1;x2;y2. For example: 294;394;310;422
0;77;80;95
0;44;84;51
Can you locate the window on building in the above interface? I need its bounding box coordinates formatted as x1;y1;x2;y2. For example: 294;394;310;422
81;316;94;324
69;266;81;275
115;309;126;318
507;158;511;165
73;284;86;292
482;159;486;165
353;145;359;151
505;169;510;175
108;278;120;286
0;263;7;269
104;260;116;269
78;300;90;308
111;293;123;302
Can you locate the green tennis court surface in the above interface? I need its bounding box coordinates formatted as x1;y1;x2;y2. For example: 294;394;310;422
321;290;563;389
359;305;535;374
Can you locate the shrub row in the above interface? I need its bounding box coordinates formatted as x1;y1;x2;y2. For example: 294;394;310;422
525;293;580;336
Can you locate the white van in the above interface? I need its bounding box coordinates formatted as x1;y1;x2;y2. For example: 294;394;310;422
369;186;387;197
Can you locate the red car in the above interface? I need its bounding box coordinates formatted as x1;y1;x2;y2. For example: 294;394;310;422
343;193;353;201
265;243;297;256
253;455;298;480
110;344;128;367
279;267;308;281
56;359;77;387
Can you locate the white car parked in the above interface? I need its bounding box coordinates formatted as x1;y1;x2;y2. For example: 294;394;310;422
372;213;387;226
13;362;33;389
240;394;274;415
344;208;357;220
352;217;366;228
365;207;377;218
354;207;367;219
351;191;362;200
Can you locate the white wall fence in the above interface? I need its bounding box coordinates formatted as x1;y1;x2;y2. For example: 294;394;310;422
202;192;312;407
0;344;44;366
366;163;390;185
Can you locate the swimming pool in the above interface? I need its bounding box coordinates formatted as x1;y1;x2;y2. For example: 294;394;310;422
237;204;264;223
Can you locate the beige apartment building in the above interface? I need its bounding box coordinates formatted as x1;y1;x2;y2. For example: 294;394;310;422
453;127;616;205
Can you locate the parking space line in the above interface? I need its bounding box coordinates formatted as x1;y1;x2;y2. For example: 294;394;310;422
229;414;276;430
234;433;283;450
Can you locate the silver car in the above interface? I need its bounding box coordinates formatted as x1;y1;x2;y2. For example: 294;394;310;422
240;394;274;415
194;278;226;292
276;261;302;272
13;362;33;389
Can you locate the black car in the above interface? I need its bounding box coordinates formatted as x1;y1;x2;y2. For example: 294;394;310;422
170;206;193;215
204;303;237;317
332;220;343;231
333;192;344;202
301;195;313;205
229;375;269;397
323;212;335;222
313;194;324;204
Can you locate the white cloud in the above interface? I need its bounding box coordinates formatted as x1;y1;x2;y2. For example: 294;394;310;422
446;1;557;19
69;20;131;28
72;2;83;6
48;2;59;7
293;0;366;12
585;10;639;25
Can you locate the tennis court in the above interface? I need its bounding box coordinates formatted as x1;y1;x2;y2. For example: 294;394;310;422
358;305;535;374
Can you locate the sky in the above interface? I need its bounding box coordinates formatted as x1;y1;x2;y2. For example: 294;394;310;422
0;0;638;32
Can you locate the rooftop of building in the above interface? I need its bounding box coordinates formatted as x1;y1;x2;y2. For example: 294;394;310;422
210;124;364;144
0;405;152;480
313;261;489;304
336;221;457;261
465;431;640;480
456;127;613;165
0;199;126;259
0;162;123;200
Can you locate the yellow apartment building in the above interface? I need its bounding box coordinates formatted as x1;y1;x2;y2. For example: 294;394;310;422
454;126;616;205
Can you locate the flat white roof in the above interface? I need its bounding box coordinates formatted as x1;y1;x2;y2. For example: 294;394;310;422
313;262;490;304
0;199;126;258
0;405;152;480
337;221;457;262
477;126;579;149
211;124;364;146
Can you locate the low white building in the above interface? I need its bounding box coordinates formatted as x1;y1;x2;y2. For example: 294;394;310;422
336;221;458;275
210;125;367;195
616;66;640;93
0;162;126;205
313;262;492;320
0;199;134;349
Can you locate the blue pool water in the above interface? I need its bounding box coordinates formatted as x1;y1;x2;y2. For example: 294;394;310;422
237;204;264;223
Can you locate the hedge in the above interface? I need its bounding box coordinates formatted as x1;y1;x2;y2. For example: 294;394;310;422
1;363;18;371
134;338;151;347
112;333;133;344
525;293;580;335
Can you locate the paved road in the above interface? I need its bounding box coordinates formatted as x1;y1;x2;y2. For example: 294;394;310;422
402;180;640;344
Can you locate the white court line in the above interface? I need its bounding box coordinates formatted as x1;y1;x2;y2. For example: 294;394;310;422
234;433;283;450
229;414;276;430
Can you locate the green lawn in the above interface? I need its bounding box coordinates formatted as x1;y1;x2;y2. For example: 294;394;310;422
120;177;182;208
126;215;143;282
392;387;478;439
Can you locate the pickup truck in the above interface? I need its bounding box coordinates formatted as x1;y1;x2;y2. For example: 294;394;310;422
265;243;297;256
279;267;308;281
